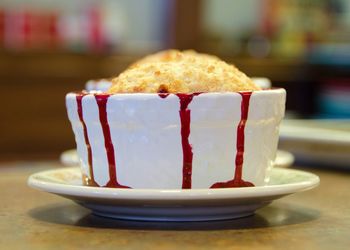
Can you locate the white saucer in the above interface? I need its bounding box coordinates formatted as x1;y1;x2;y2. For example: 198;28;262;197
280;119;350;145
60;149;295;168
280;119;350;168
28;167;319;221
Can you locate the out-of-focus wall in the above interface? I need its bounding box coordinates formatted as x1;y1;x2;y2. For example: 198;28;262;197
0;0;171;54
202;0;261;38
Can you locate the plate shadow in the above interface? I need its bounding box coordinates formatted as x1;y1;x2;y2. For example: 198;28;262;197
28;201;320;231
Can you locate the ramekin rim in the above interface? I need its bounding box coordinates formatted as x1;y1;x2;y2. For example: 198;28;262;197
66;88;286;97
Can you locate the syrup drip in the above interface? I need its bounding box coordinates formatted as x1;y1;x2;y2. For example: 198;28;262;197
158;93;200;189
177;93;195;189
210;92;254;188
76;94;98;186
95;94;130;188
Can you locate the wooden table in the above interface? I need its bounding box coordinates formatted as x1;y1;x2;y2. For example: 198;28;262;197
1;161;349;250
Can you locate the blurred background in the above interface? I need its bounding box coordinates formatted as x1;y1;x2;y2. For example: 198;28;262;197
1;0;349;160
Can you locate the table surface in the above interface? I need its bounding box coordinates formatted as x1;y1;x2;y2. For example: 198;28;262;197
1;161;349;250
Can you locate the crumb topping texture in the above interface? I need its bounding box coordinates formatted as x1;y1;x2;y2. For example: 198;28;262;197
108;50;261;94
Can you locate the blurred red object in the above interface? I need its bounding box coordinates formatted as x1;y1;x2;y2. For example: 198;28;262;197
87;6;104;52
3;8;60;50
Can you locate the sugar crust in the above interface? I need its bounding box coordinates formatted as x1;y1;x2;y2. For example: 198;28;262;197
108;50;260;93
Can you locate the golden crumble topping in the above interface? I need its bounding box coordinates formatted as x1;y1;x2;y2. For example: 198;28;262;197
107;50;260;93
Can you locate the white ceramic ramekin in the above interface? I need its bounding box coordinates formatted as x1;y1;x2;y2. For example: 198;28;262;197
66;89;286;189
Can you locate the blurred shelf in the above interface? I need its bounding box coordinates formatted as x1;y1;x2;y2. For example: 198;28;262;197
0;51;136;80
0;50;309;83
1;50;348;83
1;50;349;157
225;57;307;83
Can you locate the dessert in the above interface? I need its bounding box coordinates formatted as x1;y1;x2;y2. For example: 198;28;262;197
66;50;285;189
108;50;260;94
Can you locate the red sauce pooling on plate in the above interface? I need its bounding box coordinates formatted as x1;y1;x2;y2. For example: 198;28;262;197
210;92;254;188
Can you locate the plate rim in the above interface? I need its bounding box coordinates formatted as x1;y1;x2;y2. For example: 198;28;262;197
28;167;320;201
280;120;350;146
